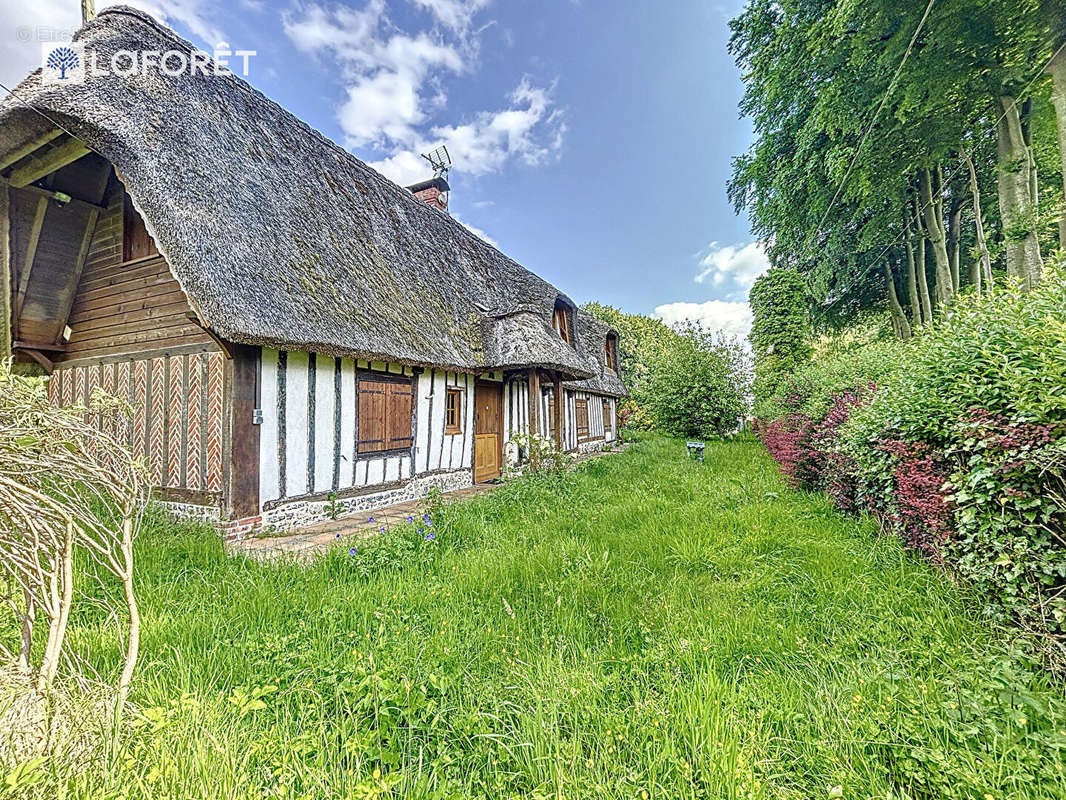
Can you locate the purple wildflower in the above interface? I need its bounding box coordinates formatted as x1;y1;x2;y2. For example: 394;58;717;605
349;547;358;556
368;516;374;522
406;515;414;523
424;531;435;541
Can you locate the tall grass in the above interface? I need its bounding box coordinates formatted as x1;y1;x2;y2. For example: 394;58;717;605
5;437;1065;798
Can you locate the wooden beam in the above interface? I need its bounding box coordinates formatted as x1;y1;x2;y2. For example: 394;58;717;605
15;347;53;373
225;344;261;520
186;311;237;359
16;183;107;212
8;138;91;188
553;372;563;450
13;196;47;322
0;130;62;172
0;185;10;358
13;340;66;352
53;206;99;333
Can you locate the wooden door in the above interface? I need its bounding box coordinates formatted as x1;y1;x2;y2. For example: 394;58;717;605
474;380;502;482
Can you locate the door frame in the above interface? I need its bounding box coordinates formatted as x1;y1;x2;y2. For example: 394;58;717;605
473;379;503;482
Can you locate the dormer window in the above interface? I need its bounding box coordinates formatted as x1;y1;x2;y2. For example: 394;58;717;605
552;300;573;345
604;333;618;372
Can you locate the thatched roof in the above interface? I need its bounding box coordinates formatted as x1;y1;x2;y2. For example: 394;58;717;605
0;6;614;382
563;309;626;397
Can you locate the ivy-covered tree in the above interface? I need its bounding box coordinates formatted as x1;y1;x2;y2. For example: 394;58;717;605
749;267;811;411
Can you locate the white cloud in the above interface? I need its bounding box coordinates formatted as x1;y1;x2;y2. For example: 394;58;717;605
653;300;753;340
694;241;769;288
284;2;464;149
284;2;564;182
411;0;491;31
367;150;431;186
109;0;225;46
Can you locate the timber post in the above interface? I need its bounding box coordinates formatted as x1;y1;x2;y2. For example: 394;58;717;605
224;343;261;524
528;368;540;437
553;372;563;449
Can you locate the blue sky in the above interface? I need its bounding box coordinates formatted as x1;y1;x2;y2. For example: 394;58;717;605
2;0;767;337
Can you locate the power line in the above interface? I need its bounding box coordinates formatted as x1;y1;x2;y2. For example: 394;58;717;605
799;0;937;264
0;79;109;167
820;36;1066;312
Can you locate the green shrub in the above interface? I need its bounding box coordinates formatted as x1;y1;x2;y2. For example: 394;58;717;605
757;320;899;421
758;268;1066;657
642;322;748;438
585;304;749;438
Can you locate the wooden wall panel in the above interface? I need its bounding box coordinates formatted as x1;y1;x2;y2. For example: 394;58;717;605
49;350;225;501
57;195;211;363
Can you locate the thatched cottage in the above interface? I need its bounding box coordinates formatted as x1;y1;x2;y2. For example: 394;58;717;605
0;7;625;537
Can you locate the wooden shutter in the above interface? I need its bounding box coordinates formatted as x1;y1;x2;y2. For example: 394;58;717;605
123;193;158;262
575;398;589;442
602;398;612;432
385;381;414;450
357;379;387;453
358;378;413;453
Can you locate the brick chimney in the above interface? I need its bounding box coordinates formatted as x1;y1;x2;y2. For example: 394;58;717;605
406;176;449;213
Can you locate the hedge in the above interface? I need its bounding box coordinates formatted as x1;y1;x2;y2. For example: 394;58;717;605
758;268;1066;663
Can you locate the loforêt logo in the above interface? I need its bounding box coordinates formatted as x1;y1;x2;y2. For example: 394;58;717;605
42;43;85;84
41;41;255;84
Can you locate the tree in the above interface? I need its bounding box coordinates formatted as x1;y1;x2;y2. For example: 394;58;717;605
730;0;1065;328
749;268;811;410
583;304;749;436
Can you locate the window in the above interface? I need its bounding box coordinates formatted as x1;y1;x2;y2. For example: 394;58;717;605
445;388;462;434
552;303;571;344
602;398;613;433
604;334;618;371
357;377;413;454
123;192;158;262
575;398;590;443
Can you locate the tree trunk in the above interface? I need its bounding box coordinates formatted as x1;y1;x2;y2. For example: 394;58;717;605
913;195;934;324
920;169;955;308
884;261;911;340
947;190;963;292
964;150;992;293
904;211;923;324
1047;46;1066;251
996;95;1043;289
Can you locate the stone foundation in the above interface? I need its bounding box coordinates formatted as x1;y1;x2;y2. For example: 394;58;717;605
249;468;473;540
157;499;222;524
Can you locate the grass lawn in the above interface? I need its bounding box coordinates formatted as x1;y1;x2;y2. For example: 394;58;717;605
12;436;1066;799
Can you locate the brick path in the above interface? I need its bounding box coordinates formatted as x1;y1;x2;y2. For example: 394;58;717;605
231;444;627;561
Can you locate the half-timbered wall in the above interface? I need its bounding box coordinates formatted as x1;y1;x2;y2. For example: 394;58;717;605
561;390;616;452
503;376;530;442
48;351;226;510
258;349;479;529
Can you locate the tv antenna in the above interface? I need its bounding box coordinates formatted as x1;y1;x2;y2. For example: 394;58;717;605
421;145;451;180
